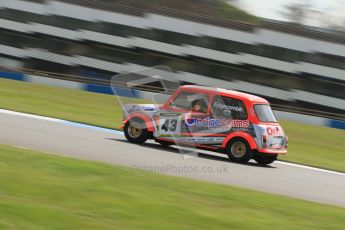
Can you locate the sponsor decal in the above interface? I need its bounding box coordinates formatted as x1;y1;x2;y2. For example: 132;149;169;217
184;113;196;126
144;107;155;111
214;102;243;112
184;114;249;128
125;104;158;113
267;126;280;136
143;105;158;112
158;136;225;144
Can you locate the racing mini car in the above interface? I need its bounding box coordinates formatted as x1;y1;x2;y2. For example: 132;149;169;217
120;85;288;165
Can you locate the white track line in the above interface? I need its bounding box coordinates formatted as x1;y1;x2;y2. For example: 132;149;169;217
275;161;344;176
0;108;344;176
0;109;64;122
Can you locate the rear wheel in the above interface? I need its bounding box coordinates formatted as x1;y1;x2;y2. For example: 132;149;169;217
226;138;253;163
254;154;277;165
124;119;149;143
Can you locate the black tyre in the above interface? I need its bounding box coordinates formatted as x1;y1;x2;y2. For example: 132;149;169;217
254;154;277;165
226;138;253;163
124;119;149;143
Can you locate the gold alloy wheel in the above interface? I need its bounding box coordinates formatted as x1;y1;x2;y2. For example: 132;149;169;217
231;141;246;158
128;123;142;138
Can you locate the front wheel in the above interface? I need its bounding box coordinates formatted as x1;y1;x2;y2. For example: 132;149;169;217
254;154;277;165
226;138;253;163
124;119;149;143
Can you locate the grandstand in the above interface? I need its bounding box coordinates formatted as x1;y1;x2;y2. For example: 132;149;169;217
0;0;344;119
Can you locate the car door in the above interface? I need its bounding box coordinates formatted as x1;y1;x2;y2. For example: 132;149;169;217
157;91;210;144
210;95;253;135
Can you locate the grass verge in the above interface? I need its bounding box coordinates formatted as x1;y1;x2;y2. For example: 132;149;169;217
0;78;344;172
0;144;344;229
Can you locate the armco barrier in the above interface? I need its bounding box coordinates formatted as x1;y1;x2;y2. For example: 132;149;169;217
1;70;344;131
85;83;114;95
0;71;24;81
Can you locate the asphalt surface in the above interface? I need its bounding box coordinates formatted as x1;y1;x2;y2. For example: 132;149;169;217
0;111;344;208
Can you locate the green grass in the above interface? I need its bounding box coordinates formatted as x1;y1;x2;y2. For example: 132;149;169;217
0;144;344;230
278;120;345;172
0;78;344;172
0;78;124;129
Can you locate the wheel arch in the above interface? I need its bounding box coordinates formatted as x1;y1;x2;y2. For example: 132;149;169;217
122;112;155;132
221;131;258;150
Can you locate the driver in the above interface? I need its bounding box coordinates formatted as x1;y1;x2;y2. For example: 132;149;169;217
191;99;207;113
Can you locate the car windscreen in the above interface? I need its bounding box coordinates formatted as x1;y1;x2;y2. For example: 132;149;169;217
254;104;277;122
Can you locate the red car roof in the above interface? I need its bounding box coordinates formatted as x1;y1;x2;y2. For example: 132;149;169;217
180;85;269;103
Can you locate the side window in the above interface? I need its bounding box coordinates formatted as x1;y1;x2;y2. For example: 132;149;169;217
169;91;209;113
211;96;247;120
